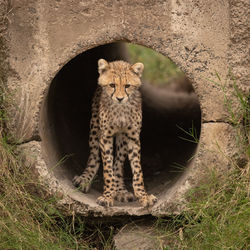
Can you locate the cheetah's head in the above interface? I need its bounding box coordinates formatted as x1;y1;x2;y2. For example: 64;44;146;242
97;59;144;104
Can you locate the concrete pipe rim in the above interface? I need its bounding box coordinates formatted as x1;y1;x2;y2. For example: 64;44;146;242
39;42;201;216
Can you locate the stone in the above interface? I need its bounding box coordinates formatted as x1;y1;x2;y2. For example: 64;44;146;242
114;223;162;250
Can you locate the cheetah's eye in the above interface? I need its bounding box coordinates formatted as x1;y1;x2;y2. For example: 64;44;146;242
125;84;130;88
109;83;115;88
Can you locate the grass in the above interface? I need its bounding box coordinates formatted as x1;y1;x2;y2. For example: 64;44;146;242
0;130;116;249
127;43;184;85
0;42;249;249
0;77;96;249
156;165;249;249
154;75;249;249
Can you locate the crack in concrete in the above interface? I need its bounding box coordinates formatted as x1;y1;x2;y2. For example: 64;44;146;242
202;120;231;125
14;135;41;146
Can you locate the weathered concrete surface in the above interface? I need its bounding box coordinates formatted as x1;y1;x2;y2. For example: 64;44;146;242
228;0;249;92
114;223;163;250
3;0;234;141
1;0;248;217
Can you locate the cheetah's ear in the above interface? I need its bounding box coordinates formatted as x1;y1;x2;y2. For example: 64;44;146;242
131;62;144;77
98;59;109;74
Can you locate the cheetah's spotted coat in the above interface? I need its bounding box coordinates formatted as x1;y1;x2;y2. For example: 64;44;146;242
73;59;157;207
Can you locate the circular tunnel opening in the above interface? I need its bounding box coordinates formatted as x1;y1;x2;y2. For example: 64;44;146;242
42;42;201;208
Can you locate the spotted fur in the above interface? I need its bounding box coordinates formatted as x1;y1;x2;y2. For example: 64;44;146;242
73;59;157;207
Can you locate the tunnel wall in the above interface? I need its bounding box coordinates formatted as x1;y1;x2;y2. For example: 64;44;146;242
1;0;248;216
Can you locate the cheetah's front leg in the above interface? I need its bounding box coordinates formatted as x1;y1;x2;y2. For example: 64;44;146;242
73;111;100;193
113;133;135;202
127;133;157;207
96;135;115;207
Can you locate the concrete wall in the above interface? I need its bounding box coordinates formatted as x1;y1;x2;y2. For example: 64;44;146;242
1;0;248;216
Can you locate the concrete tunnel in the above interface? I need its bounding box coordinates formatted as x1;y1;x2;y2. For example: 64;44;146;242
2;0;245;216
41;42;201;214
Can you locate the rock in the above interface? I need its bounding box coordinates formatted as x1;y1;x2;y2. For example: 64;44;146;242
114;223;162;250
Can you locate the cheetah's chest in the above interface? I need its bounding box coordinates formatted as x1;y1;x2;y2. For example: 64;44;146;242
110;106;132;129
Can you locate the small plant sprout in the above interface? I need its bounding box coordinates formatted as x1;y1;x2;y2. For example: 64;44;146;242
177;121;199;144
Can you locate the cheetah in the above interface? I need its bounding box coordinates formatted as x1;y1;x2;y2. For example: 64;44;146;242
73;59;157;207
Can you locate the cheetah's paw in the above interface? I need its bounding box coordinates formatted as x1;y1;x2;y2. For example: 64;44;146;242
139;194;157;207
72;175;92;193
96;195;114;207
115;190;135;202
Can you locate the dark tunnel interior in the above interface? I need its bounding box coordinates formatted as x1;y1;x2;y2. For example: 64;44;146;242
44;42;201;197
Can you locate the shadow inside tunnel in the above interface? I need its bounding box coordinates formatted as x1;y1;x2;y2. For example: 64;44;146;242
44;42;201;196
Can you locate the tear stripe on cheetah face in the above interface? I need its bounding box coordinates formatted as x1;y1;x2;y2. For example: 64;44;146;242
72;59;157;208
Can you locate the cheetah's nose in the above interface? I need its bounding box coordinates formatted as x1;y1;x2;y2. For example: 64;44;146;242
116;97;124;102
